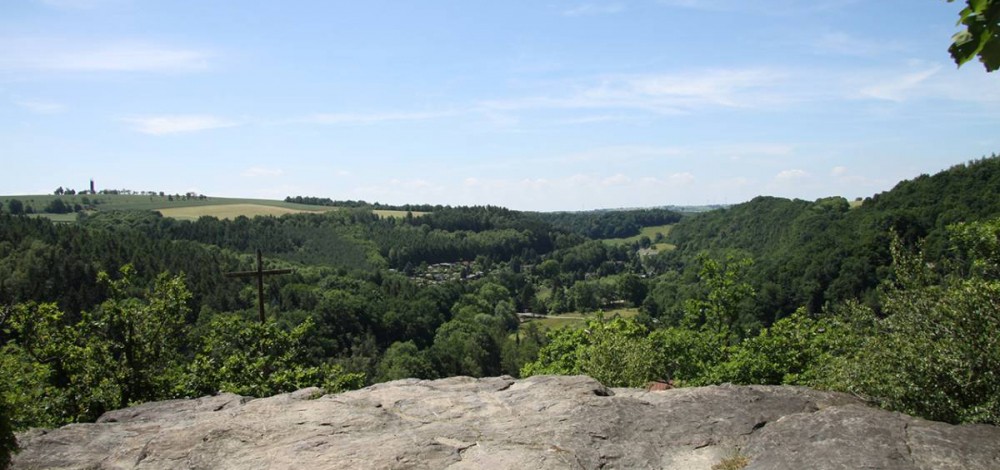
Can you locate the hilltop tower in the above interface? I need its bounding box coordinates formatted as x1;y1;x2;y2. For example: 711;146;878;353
90;179;95;194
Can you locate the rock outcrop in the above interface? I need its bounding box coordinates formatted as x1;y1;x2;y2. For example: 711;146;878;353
13;375;1000;469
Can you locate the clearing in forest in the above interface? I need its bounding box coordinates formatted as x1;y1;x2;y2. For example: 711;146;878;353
601;224;677;252
521;308;640;331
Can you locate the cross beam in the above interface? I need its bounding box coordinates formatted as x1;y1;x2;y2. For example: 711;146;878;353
225;249;293;323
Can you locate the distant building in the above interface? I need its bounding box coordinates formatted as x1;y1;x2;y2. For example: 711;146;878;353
89;179;95;194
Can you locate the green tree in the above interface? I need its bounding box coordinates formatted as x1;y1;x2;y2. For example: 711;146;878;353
947;0;1000;71
683;254;757;344
376;341;435;382
0;370;17;470
616;273;647;307
2;266;193;426
702;310;855;387
828;221;1000;425
44;198;69;214
522;315;661;387
88;265;191;407
430;320;500;377
6;200;23;215
183;315;364;397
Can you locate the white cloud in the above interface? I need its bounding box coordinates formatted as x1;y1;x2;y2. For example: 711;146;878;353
123;115;240;135
831;166;847;177
667;172;696;184
556;114;631;125
601;173;631;186
775;169;810;180
859;66;940;102
241;167;283;178
563;3;625;16
0;39;212;72
479;68;790;115
16;100;65;114
300;111;456;125
814;32;901;57
37;0;120;8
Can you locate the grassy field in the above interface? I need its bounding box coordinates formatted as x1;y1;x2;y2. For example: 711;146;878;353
1;194;425;221
601;224;677;252
373;209;429;218
158;204;332;221
522;308;640;332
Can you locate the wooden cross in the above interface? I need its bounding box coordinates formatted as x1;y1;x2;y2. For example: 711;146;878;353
225;249;293;323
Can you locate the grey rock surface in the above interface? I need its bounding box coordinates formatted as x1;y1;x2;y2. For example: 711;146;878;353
12;375;1000;470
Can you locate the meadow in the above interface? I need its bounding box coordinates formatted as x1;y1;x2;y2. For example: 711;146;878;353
601;224;676;252
522;308;640;331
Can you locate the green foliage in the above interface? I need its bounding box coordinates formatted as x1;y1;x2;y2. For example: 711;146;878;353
947;0;1000;71
648;327;724;385
430;320;501;377
827;221;1000;425
666;157;1000;323
43;198;72;214
1;266;192;426
2;265;190;427
522;315;660;387
90;265;191;406
183;315;364;397
536;208;683;239
702;310;855;387
683;254;757;343
5;200;22;215
0;366;17;470
376;341;435;382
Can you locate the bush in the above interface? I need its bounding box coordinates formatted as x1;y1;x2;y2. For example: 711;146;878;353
181;315;365;397
702;310;855;387
0;377;18;470
522;315;661;388
376;341;435;382
826;221;1000;425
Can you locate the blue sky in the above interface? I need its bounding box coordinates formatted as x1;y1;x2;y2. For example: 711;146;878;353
1;0;997;210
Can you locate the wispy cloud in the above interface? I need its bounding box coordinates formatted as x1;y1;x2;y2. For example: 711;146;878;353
657;0;860;14
123;115;240;135
563;3;625;16
479;68;790;115
299;110;457;125
859;66;941;102
0;38;213;72
241;167;283;178
775;169;810;180
813;32;902;57
15;100;65;114
37;0;121;9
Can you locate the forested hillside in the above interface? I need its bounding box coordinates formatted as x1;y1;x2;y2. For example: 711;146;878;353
1;156;999;444
661;156;1000;323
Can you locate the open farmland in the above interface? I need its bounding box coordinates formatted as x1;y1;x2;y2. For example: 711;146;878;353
601;224;676;253
158;203;332;221
521;308;640;332
373;209;429;218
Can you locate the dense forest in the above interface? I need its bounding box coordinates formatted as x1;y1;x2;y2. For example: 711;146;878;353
2;156;999;461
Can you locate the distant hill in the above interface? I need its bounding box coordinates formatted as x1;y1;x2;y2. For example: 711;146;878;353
0;194;427;222
662;155;1000;321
